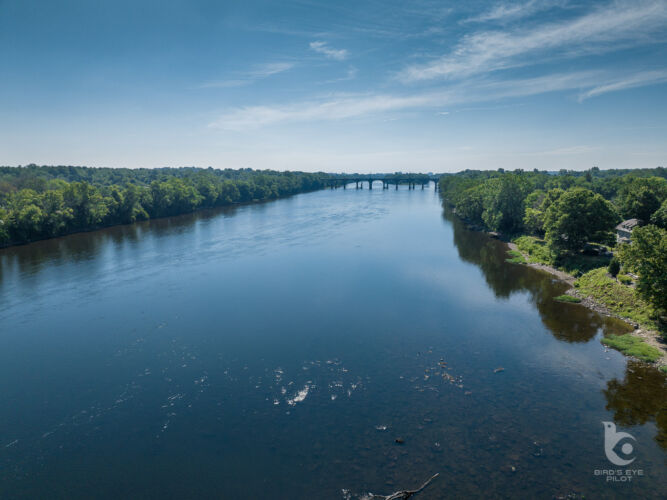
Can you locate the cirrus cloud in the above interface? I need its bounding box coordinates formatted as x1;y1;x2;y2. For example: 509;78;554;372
309;41;349;60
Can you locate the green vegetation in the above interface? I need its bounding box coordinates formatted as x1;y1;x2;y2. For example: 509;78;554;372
618;177;667;223
554;295;581;303
575;268;657;329
0;165;335;246
543;188;618;253
650;199;667;229
513;236;552;265
602;334;662;362
440;167;667;320
513;235;610;275
617;225;667;314
618;274;633;285
505;249;526;264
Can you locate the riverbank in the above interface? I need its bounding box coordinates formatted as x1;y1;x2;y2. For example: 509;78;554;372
507;241;667;370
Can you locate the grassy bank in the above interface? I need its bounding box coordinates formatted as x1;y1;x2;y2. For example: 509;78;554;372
601;334;662;362
574;268;658;330
512;236;659;332
505;249;526;264
554;294;581;303
509;238;664;366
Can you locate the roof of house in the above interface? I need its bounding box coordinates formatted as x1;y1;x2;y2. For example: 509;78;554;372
616;218;640;231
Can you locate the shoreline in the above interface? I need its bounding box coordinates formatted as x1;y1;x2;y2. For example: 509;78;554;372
507;241;667;369
0;189;323;251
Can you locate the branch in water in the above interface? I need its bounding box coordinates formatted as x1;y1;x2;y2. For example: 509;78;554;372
367;473;440;500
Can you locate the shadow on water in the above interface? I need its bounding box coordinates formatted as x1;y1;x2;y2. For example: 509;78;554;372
442;207;631;343
604;360;667;450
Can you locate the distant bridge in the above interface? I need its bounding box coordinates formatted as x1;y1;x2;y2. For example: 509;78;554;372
326;174;442;190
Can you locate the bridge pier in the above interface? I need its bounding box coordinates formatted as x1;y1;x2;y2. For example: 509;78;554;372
356;181;359;189
368;180;373;189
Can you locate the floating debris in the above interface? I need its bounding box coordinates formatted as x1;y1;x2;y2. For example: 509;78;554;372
375;425;388;431
494;367;505;373
394;437;405;444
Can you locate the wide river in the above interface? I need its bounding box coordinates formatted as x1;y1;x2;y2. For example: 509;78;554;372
0;187;665;498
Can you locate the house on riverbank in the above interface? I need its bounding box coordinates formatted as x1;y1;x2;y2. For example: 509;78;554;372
616;218;640;243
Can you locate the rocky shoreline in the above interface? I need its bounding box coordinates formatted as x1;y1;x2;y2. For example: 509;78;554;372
507;242;667;369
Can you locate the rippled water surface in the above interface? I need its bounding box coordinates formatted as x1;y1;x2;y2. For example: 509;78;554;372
0;187;665;498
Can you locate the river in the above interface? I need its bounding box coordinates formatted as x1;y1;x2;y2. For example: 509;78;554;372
0;186;665;498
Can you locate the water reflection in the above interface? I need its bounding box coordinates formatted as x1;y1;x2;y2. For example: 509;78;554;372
604;360;667;450
443;207;631;342
0;190;664;498
0;205;241;287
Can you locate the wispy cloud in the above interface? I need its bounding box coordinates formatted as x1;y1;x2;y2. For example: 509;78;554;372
209;68;667;130
399;0;667;82
463;0;564;24
578;70;667;101
210;93;440;130
200;62;295;88
309;41;349;60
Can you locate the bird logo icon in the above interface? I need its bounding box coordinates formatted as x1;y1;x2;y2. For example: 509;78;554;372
602;421;636;466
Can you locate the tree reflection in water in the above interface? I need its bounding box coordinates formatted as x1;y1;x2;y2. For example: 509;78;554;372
443;207;630;342
604;360;667;450
443;207;666;450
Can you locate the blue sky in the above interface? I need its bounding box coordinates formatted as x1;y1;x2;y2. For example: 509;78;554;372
1;0;666;173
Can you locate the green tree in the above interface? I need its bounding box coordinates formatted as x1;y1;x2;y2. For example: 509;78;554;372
619;177;667;222
40;190;72;236
454;185;485;224
0;207;9;243
481;174;530;233
650;199;667;229
544;188;619;253
617;225;667;313
523;188;564;235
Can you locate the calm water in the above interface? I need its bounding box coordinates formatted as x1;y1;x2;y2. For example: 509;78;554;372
0;187;665;499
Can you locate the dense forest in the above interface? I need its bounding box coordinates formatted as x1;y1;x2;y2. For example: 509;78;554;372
438;167;667;317
0;165;333;247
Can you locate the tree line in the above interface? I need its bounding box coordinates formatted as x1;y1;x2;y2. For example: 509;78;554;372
0;165;333;247
439;167;667;315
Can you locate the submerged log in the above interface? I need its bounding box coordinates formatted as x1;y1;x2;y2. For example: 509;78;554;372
367;473;439;500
